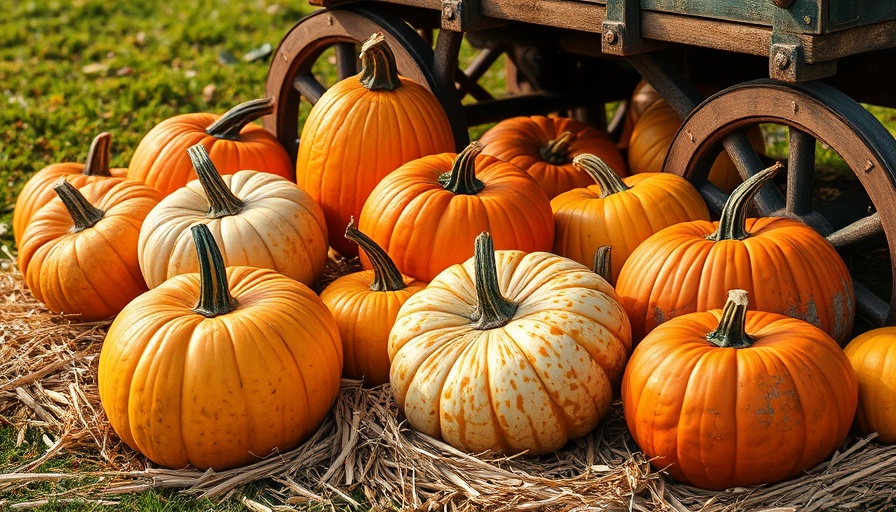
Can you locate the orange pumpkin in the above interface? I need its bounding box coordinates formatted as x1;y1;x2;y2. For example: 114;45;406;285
623;289;857;489
13;132;127;245
296;32;455;258
478;115;628;199
617;80;664;150
99;224;342;470
844;327;896;443
615;162;855;344
358;142;554;283
128;98;294;196
550;154;709;284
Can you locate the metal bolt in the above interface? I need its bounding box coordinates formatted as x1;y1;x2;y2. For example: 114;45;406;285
774;51;790;70
864;159;875;172
442;4;456;20
804;16;812;25
604;29;618;45
773;0;794;8
791;101;799;113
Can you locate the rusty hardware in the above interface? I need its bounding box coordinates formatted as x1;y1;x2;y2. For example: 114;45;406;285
604;28;619;45
773;0;795;8
774;50;791;70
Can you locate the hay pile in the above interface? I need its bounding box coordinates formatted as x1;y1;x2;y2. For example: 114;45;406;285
3;254;896;511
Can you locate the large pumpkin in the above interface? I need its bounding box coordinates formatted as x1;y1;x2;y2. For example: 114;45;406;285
478;115;628;199
623;289;857;490
296;32;455;258
138;144;328;289
99;224;343;470
17;179;161;321
358;142;554;283
615;162;855;344
128;97;294;196
13;132;127;245
844;327;896;443
389;232;631;455
550;154;709;284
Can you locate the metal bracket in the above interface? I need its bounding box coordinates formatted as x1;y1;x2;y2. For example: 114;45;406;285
601;0;664;56
769;42;837;82
441;0;502;32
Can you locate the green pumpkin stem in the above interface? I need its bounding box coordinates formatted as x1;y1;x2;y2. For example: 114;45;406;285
53;178;104;232
471;232;518;330
359;32;401;92
540;131;577;164
706;289;754;349
707;162;784;241
205;98;275;140
440;141;486;195
345;217;406;292
187;144;245;218
82;132;113;177
191;223;238;317
573;154;629;198
592;245;612;282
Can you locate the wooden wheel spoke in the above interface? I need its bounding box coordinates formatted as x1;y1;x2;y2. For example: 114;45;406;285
335;42;358;80
722;131;785;215
293;73;327;105
855;279;890;329
827;212;884;252
696;180;728;218
463;47;502;83
785;127;817;217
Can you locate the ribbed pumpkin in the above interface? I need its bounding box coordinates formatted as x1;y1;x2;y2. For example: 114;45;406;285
615;163;855;344
617;80;664;150
17;179;161;321
844;327;896;443
389;232;631;455
320;218;426;387
358;142;554;283
138;144;328;289
99;224;342;470
13;132;127;245
128;98;294;196
295;32;455;258
623;289;857;490
478;115;628;200
550;154;709;284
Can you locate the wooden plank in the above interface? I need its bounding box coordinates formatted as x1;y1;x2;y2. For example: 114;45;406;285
641;11;771;56
480;0;606;33
802;20;896;62
641;0;776;27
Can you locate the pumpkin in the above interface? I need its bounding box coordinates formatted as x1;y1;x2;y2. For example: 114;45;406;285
844;327;896;443
138;144;328;289
550;154;709;285
389;232;631;455
127;97;294;196
615;162;855;344
622;289;857;489
627;100;766;193
320;218;426;387
17;179;161;321
13;132;127;245
478;115;628;199
616;80;664;150
99;223;342;470
358;142;554;283
295;32;455;258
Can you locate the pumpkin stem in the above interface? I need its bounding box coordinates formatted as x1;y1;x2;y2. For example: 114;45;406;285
707;162;784;241
471;232;518;330
187;143;245;218
53;178;104;232
439;141;486;195
706;289;754;349
359;32;401;92
345;217;406;292
82;132;113;177
573;154;629;198
205;98;275;140
539;131;577;164
191;223;238;317
592;245;612;282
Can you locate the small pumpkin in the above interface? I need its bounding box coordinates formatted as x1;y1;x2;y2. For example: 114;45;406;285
389;232;631;455
296;32;455;258
616;80;664;150
320;218;426;387
358;141;554;283
478;115;628;199
17;179;161;320
615;162;855;344
623;289;857;490
138;144;328;289
128;98;294;196
13;132;127;245
550;154;709;284
844;327;896;443
99;223;343;470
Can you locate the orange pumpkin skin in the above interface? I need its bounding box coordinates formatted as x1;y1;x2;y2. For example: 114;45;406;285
478;115;628;200
13;132;126;245
622;294;857;490
296;34;455;258
18;180;161;321
128;98;294;196
358;144;555;283
844;328;896;443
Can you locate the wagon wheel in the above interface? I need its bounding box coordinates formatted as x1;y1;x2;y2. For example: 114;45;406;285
664;79;896;331
264;7;468;161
